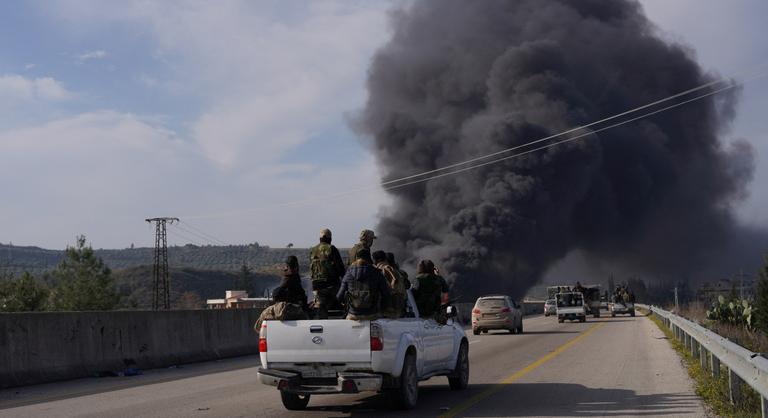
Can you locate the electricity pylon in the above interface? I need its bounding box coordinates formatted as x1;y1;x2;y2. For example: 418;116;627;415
146;217;179;310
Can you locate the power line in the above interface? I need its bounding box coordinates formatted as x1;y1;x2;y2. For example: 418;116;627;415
184;66;768;220
176;221;228;245
379;79;744;192
168;225;205;247
172;223;216;245
380;77;730;187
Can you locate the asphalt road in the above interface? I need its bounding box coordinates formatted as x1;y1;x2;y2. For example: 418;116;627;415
0;312;707;418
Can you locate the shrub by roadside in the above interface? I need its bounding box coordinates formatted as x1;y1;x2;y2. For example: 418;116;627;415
672;301;768;353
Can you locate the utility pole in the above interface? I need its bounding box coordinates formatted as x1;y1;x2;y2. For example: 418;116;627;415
739;269;745;300
146;217;179;310
674;285;679;310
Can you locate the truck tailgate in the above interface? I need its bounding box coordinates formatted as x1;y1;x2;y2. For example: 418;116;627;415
265;320;371;363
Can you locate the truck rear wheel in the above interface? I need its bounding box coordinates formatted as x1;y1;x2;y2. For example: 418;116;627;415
391;353;418;409
630;310;636;317
280;391;310;410
448;341;469;390
472;328;480;335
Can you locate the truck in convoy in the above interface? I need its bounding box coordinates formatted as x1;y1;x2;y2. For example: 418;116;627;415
257;292;469;411
548;285;601;318
609;300;635;317
556;292;587;323
582;285;602;318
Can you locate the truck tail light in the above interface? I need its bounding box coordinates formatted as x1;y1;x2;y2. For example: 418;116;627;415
472;308;481;314
370;337;383;351
259;337;267;352
370;323;383;352
500;308;511;313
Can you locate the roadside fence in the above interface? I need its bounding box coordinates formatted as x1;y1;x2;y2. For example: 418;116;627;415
639;304;768;416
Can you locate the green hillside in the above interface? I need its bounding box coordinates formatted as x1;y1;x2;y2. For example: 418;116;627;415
0;243;326;275
113;266;281;309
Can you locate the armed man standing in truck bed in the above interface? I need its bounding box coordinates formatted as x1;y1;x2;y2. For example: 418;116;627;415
309;228;346;319
348;229;376;266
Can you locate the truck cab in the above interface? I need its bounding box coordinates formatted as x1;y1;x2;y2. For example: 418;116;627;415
257;291;469;410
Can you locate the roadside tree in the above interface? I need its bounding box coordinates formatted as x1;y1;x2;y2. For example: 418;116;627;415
0;272;49;312
50;235;119;311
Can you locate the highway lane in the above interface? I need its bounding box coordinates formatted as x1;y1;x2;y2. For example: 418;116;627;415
0;312;706;418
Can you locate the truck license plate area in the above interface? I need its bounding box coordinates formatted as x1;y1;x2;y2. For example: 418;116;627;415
301;368;337;379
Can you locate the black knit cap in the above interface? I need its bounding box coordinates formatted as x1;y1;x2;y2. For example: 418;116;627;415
372;250;387;263
285;255;299;270
355;247;372;262
272;286;289;303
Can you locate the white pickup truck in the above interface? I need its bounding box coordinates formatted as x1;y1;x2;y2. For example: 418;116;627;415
556;292;587;323
609;301;636;317
257;292;469;410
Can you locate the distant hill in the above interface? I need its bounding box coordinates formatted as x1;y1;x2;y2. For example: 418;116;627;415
0;243;332;276
113;266;281;309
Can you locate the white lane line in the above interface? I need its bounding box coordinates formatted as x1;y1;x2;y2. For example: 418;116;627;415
469;340;481;344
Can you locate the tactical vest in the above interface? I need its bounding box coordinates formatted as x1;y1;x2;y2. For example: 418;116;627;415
310;243;334;281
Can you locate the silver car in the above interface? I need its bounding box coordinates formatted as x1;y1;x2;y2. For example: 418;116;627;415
471;295;523;335
544;299;556;316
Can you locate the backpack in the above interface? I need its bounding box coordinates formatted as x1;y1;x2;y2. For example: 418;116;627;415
254;302;308;333
347;276;377;311
381;264;406;296
310;243;335;280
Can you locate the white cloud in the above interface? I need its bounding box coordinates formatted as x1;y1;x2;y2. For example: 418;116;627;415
0;74;73;103
77;49;107;61
45;1;392;169
2;2;398;248
0;109;389;249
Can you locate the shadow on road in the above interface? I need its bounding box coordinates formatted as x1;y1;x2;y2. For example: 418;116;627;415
455;383;702;417
308;382;701;417
480;330;580;336
587;318;636;323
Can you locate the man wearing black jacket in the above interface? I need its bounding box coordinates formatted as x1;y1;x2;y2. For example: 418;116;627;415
337;248;391;320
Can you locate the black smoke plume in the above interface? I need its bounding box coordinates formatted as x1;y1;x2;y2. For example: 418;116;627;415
361;0;761;299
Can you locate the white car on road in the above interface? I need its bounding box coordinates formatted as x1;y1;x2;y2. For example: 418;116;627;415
257;291;469;410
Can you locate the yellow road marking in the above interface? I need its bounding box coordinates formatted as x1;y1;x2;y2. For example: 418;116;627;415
439;322;606;418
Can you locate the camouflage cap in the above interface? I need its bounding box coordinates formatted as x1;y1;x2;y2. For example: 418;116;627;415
319;228;332;239
359;229;377;241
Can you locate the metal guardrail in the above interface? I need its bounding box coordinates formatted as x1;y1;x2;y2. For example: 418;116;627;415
638;304;768;416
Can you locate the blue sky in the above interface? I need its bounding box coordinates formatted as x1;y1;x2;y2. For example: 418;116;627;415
0;0;766;250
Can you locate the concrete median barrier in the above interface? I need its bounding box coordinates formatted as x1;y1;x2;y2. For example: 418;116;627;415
0;308;263;388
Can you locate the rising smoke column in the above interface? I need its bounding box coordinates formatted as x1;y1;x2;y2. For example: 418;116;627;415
362;0;756;298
